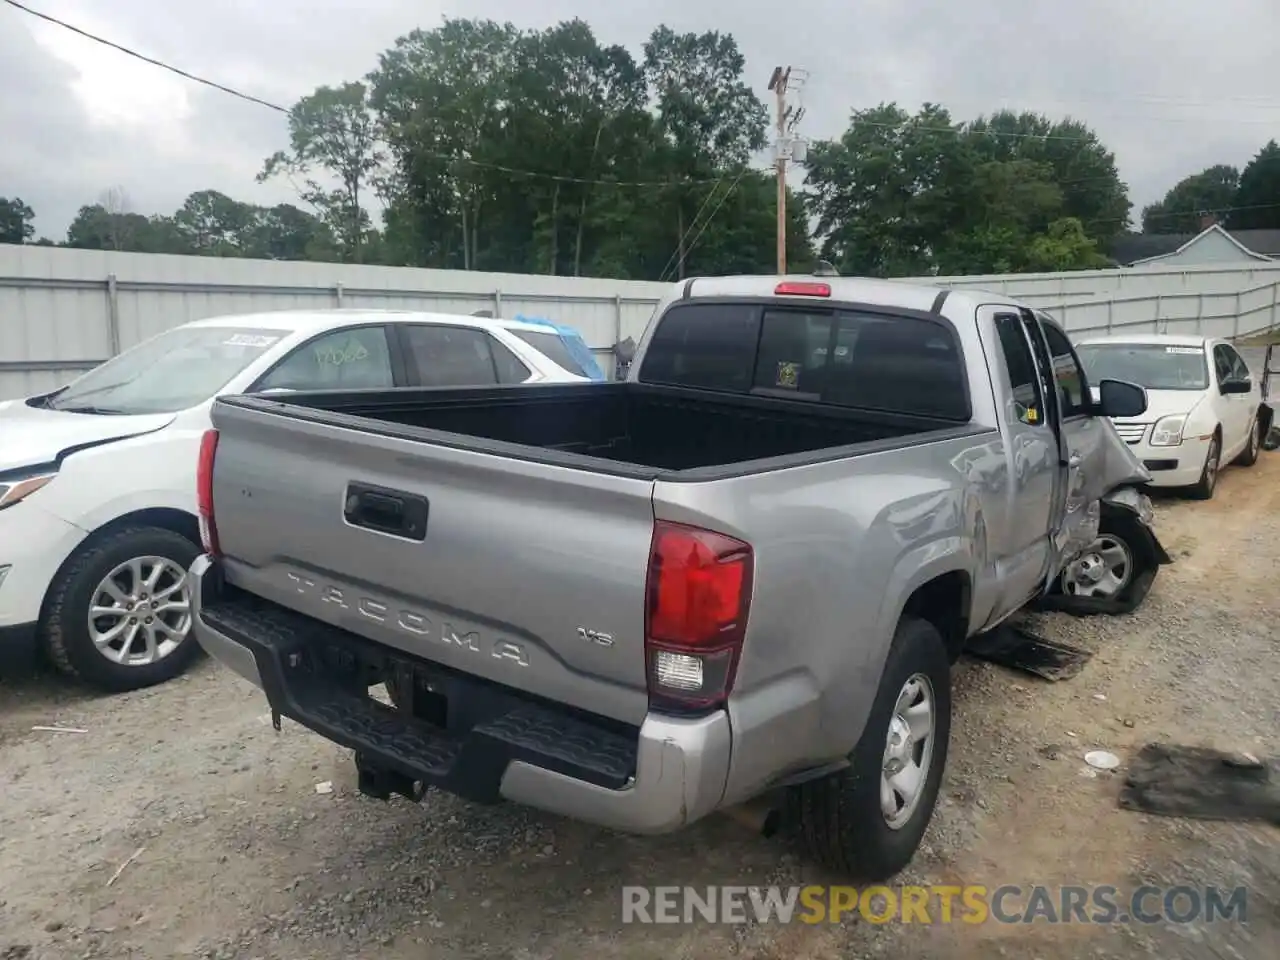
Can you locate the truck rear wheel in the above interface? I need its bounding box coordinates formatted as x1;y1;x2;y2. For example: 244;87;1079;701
790;615;951;880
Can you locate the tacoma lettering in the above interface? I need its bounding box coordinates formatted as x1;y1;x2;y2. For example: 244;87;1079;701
283;571;528;666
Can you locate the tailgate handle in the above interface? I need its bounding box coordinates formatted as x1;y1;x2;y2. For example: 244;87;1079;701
344;483;429;542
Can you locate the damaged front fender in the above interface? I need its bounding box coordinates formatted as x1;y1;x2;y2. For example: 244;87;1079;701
1102;485;1173;566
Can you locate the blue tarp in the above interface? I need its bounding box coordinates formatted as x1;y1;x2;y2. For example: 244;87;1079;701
513;315;607;381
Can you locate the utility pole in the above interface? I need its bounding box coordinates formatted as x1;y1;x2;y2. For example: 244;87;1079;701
768;66;790;275
768;67;807;275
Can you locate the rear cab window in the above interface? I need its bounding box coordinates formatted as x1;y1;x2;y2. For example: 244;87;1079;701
637;301;970;421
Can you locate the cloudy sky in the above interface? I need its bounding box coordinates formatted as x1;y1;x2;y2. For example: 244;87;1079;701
3;0;1277;240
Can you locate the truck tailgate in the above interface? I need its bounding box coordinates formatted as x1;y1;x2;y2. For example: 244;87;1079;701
208;398;655;726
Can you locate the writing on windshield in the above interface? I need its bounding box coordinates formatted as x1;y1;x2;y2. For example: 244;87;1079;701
1076;344;1208;391
49;326;284;415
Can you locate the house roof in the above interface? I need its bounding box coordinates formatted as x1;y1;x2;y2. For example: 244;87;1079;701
1110;225;1280;266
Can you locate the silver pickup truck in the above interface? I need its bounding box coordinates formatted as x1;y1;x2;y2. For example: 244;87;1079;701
191;275;1162;880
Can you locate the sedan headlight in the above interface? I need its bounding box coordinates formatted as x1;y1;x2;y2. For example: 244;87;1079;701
0;471;58;510
1150;415;1187;447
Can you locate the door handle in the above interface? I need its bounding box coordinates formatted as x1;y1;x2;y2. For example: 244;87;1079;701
1068;452;1083;467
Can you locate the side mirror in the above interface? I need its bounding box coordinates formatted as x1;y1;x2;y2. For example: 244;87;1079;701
613;337;637;365
1221;377;1252;395
1095;378;1147;418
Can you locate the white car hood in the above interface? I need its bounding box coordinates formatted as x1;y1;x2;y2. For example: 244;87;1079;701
1110;389;1204;426
0;400;175;473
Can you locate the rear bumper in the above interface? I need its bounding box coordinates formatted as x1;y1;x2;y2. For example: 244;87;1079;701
190;555;730;834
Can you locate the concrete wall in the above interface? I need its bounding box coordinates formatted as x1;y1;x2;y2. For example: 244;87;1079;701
3;244;1280;399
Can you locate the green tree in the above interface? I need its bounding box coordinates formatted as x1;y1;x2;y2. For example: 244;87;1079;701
1023;217;1109;272
1230;140;1280;230
244;203;338;261
963;111;1132;244
370;18;523;270
806;103;1127;276
0;196;35;244
1141;164;1239;233
368;18;778;281
642;26;768;279
259;82;384;261
174;190;255;254
805;103;974;277
506;20;650;276
64;203;150;251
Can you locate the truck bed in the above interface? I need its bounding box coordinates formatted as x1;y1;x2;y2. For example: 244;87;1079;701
231;381;971;478
203;380;987;731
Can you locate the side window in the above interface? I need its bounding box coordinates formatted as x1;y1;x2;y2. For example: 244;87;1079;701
257;326;394;391
994;313;1045;426
489;337;533;384
509;329;588;377
1039;322;1089;418
1213;345;1234;386
753;309;969;420
401;325;500;387
1222;344;1250;383
636;303;759;392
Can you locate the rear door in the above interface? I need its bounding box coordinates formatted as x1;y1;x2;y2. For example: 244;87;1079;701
395;323;533;386
979;308;1060;622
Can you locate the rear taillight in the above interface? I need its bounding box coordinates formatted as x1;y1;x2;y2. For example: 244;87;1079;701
644;521;754;713
197;429;220;556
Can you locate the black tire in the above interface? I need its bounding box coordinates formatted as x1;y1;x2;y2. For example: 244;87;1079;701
42;525;204;692
789;616;951;880
1233;416;1262;467
1188;433;1221;501
1042;511;1160;616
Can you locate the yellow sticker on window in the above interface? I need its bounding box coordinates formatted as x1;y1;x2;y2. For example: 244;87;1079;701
776;361;800;389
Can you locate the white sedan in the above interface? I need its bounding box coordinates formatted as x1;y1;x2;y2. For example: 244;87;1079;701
1075;333;1265;499
0;310;592;691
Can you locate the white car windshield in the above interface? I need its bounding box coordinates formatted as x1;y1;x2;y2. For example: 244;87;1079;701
47;326;286;415
1076;343;1209;392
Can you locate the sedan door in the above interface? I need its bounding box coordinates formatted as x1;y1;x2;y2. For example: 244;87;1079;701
1208;343;1249;460
1219;342;1260;458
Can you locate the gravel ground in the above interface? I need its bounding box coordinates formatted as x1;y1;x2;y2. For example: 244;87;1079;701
2;456;1278;960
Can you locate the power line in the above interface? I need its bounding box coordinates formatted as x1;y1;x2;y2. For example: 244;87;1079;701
3;0;285;112
658;177;728;283
1;0;724;190
8;0;1279;202
1089;199;1280;227
678;166;752;268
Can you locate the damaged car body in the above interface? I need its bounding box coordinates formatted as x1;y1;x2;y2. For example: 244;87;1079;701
190;278;1178;882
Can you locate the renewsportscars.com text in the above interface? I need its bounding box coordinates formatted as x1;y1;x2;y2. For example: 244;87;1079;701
621;884;1248;926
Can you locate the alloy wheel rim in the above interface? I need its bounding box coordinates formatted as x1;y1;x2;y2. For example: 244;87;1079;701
87;556;192;666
